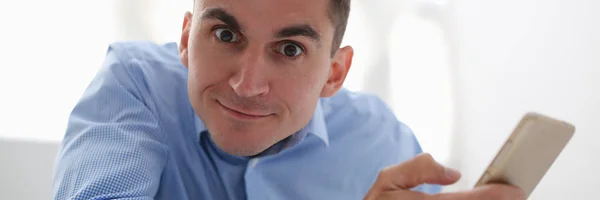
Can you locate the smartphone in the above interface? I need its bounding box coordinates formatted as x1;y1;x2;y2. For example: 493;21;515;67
474;112;575;198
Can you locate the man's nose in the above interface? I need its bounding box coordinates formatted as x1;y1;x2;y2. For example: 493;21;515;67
229;49;270;97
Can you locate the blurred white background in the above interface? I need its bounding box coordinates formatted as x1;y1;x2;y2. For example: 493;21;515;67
0;0;598;199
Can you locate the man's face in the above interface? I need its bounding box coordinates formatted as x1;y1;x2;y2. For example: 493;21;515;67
179;0;353;156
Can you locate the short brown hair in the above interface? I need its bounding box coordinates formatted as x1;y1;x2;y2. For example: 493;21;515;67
328;0;351;56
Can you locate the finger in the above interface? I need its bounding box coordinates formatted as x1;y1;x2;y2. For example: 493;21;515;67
378;189;428;200
376;153;462;190
429;184;526;200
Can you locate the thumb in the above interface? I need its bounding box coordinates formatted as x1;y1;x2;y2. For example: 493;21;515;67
376;153;461;190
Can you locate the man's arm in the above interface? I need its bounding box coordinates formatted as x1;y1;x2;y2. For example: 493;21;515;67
53;48;169;200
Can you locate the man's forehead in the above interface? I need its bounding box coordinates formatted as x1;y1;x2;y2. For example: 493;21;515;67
195;0;332;31
198;0;329;11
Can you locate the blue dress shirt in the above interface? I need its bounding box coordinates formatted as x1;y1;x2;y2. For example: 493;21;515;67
52;41;441;200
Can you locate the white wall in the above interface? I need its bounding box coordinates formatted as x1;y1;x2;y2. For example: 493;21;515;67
0;139;60;200
448;0;600;199
0;0;116;142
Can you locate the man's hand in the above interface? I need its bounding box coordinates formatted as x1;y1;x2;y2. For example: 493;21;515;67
363;153;526;200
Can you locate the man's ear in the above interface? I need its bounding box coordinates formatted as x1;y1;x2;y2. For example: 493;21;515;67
179;11;193;69
320;46;354;97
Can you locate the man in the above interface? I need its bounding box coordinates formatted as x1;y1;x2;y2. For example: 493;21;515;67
53;0;525;199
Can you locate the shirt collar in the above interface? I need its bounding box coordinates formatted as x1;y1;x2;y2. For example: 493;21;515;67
302;100;329;146
194;99;329;147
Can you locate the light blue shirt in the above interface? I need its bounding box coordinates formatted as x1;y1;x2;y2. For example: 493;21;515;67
53;41;441;200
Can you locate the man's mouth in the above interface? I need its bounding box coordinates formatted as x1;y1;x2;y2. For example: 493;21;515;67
216;100;272;120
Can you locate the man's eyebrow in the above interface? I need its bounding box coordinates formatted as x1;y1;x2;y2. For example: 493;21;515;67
276;24;322;44
200;8;241;31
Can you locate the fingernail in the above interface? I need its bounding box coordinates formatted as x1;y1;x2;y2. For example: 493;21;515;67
445;167;461;179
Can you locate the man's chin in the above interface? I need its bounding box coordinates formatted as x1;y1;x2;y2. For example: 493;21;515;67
209;132;273;157
215;141;269;157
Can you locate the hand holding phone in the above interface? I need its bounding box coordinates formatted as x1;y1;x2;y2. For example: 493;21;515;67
475;112;575;198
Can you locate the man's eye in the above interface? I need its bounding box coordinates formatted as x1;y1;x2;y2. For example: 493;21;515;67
215;28;239;43
278;43;303;57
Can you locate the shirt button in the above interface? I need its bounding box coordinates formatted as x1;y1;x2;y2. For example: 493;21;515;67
250;158;259;168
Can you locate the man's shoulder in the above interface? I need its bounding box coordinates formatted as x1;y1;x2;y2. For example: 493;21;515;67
100;40;188;96
90;41;191;118
322;88;398;123
319;89;423;174
104;41;185;77
322;88;416;138
322;88;421;150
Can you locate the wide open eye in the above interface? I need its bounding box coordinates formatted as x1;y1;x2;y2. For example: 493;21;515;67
215;28;240;43
278;42;303;57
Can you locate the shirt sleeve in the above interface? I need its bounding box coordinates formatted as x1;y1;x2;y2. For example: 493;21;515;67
52;47;169;200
